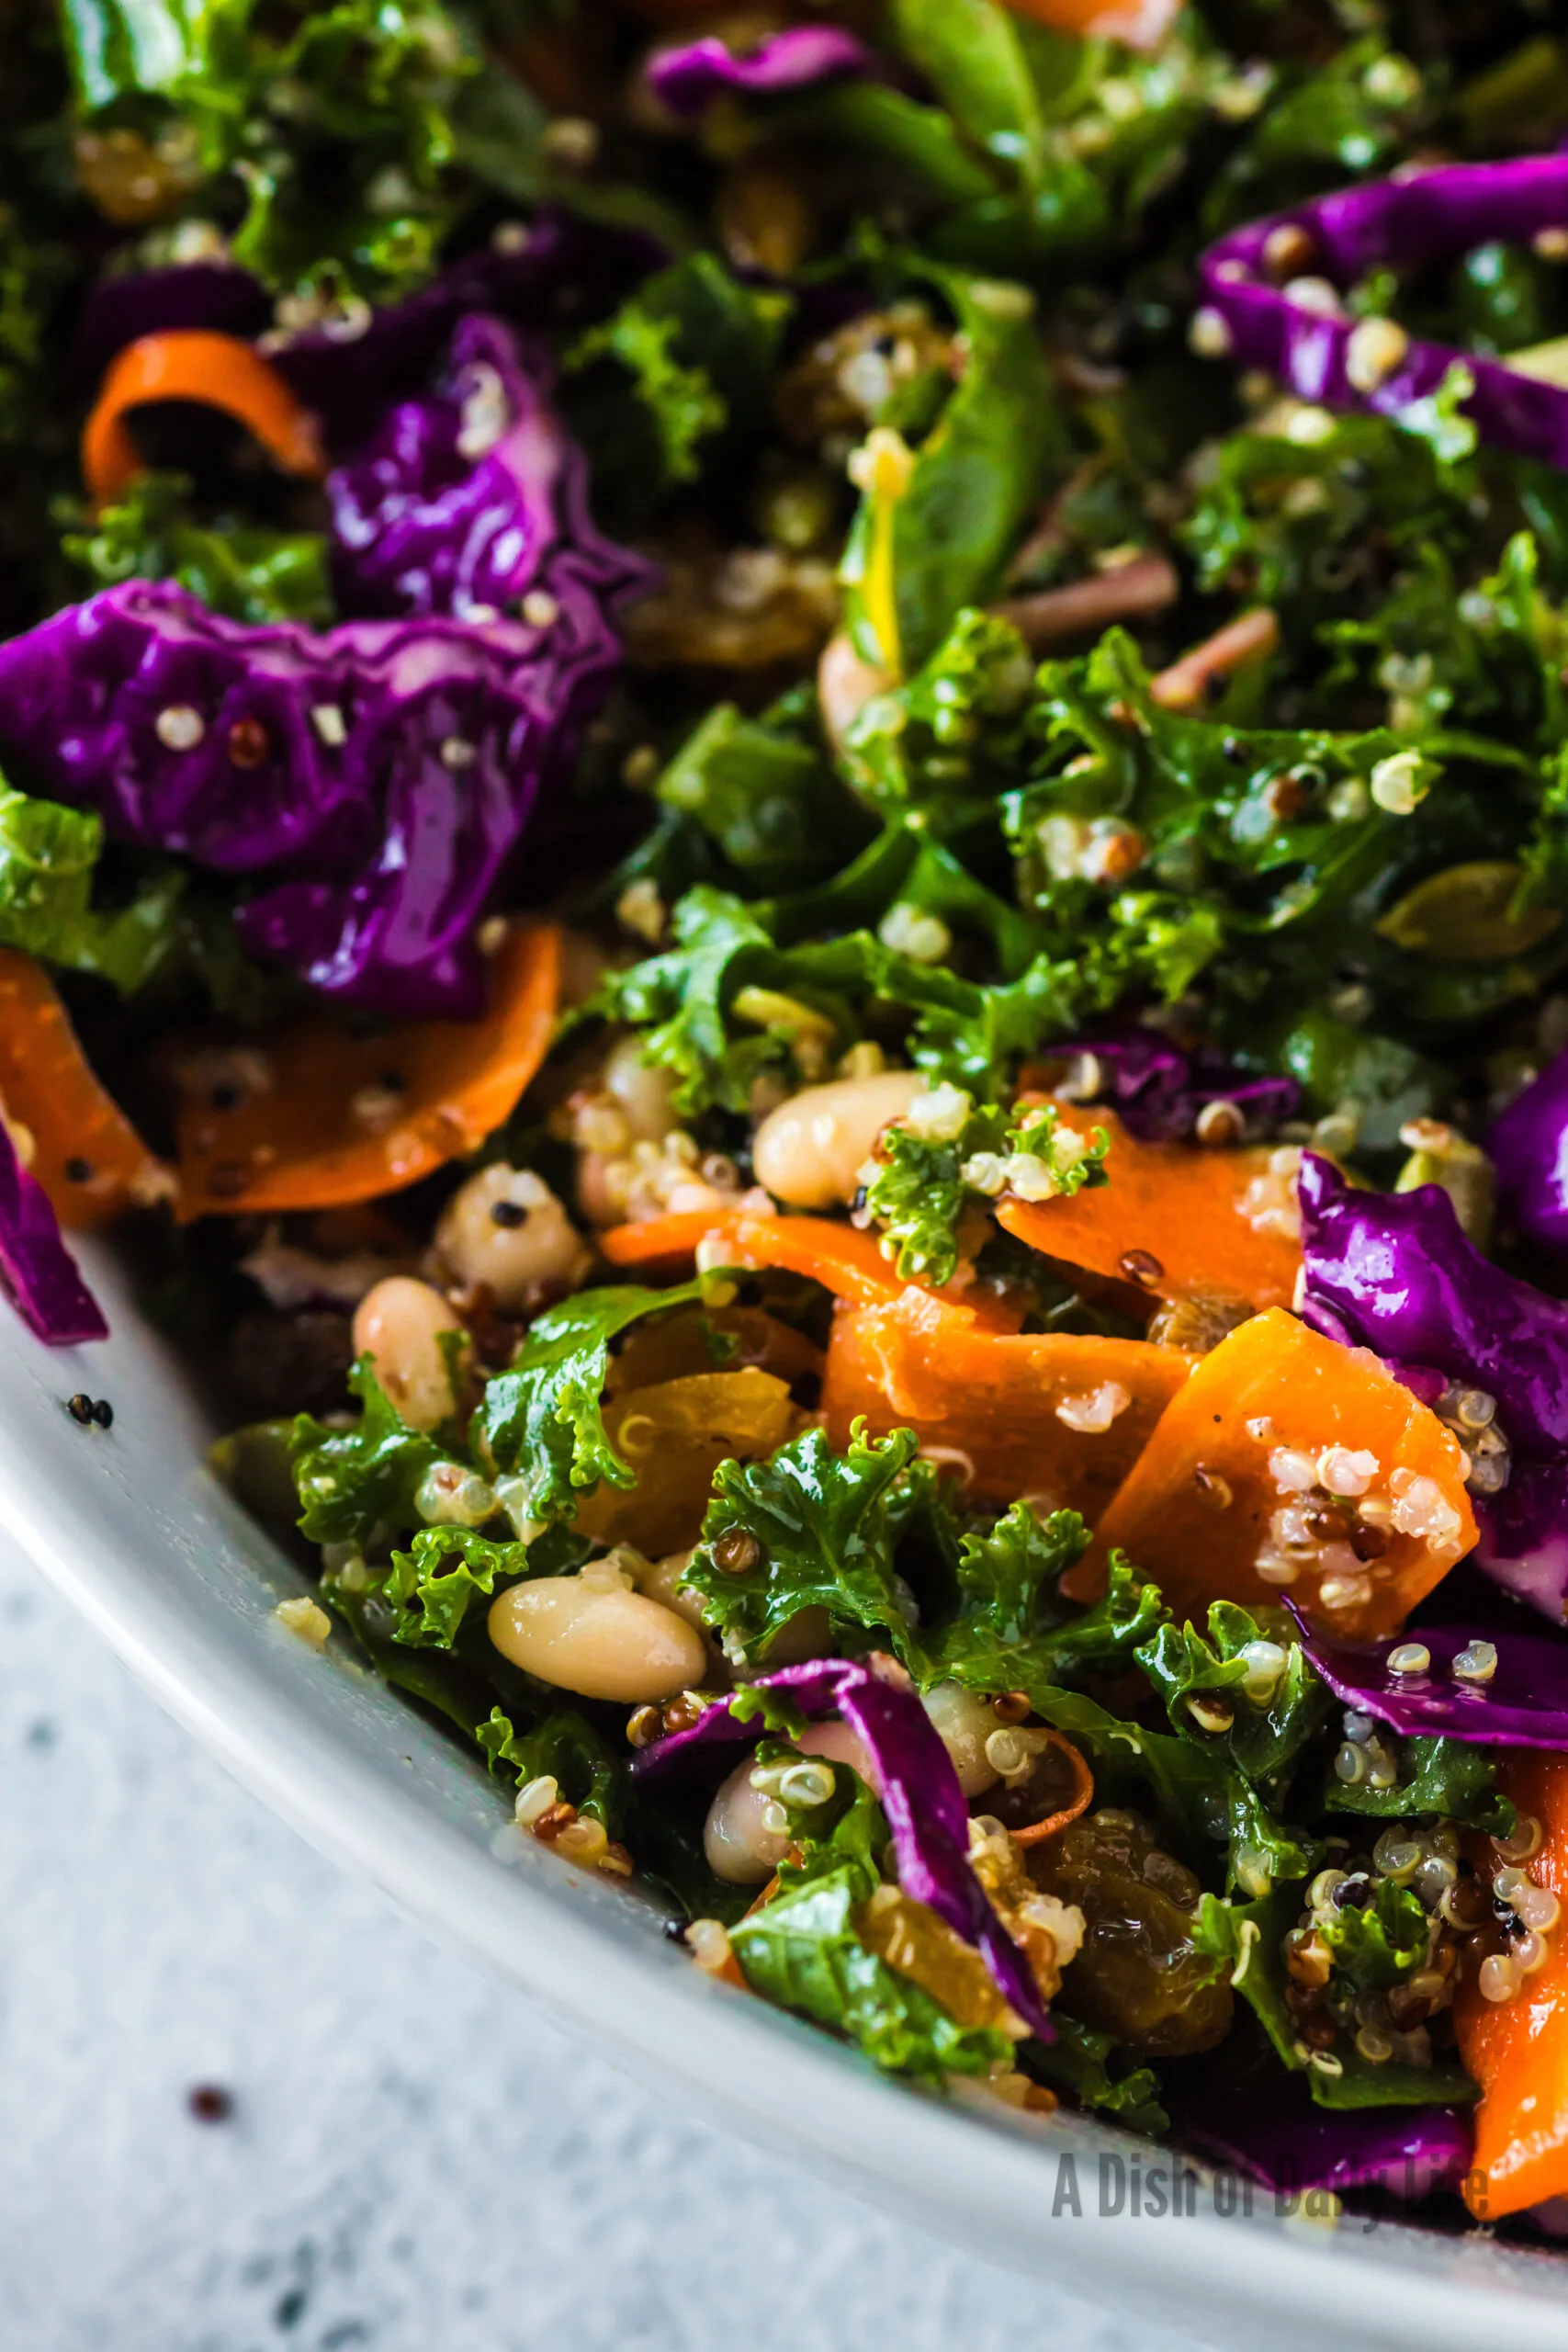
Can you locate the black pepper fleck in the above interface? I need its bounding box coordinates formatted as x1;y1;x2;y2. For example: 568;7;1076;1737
186;2083;233;2123
490;1199;527;1228
63;1156;94;1184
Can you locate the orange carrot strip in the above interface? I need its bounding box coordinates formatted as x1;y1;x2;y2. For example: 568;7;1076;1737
0;948;168;1228
83;331;326;508
1010;1733;1095;1848
1456;1752;1568;2218
600;1207;1029;1329
824;1285;1195;1515
1000;0;1179;45
175;923;562;1218
601;1209;911;1308
1150;606;1280;712
1073;1306;1475;1638
998;1097;1300;1312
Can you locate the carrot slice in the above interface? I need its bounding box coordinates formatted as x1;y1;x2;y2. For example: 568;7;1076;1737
83;331;326;508
824;1285;1195;1516
1011;1733;1095;1848
998;1099;1301;1313
175;923;562;1218
0;949;168;1228
1073;1307;1475;1638
598;1207;1032;1332
600;1207;908;1306
1456;1752;1568;2219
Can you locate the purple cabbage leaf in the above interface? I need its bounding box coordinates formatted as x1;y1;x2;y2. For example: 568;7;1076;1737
1297;1150;1568;1617
1489;1046;1568;1257
0;1115;108;1346
1287;1600;1568;1747
1037;1028;1298;1143
73;210;660;455
0;321;652;1018
1182;2084;1472;2199
633;1657;1053;2040
1197;155;1568;469
647;27;882;120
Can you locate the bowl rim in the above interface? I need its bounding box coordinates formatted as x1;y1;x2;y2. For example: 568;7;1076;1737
6;1255;1568;2346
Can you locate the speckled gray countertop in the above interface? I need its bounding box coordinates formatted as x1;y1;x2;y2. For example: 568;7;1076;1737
0;1550;1208;2352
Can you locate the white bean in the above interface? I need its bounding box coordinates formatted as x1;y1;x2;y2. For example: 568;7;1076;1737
818;631;891;756
604;1034;679;1143
635;1547;710;1633
752;1069;924;1209
435;1163;590;1309
351;1277;468;1431
922;1682;1003;1797
488;1562;706;1703
702;1720;877;1884
705;1757;792;1884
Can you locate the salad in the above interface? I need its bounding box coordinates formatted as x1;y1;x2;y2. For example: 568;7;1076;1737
16;0;1568;2236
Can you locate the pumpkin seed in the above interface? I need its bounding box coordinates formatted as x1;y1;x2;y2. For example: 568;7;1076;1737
1376;860;1562;963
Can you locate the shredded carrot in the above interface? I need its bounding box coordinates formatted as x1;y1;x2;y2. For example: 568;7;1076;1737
83;330;326;509
175;923;562;1217
1456;1751;1568;2217
598;1206;1025;1327
1010;1732;1095;1848
998;0;1179;49
1149;606;1280;711
0;948;168;1228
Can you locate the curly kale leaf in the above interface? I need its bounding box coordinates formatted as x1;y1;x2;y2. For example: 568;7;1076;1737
682;1422;934;1665
863;1083;1108;1283
840;262;1062;673
840;608;1036;830
1030;1683;1317;1897
1134;1601;1334;1802
1027;2014;1167;2137
289;1357;445;1547
1320;1879;1429;1996
569;254;790;492
60;0;479;297
1319;1735;1514;1838
477;1706;628;1832
0;776;184;992
383;1527;529;1650
933;1520;1163;1692
730;1773;1013;2087
476;1275;717;1523
590;874;1086;1116
653;694;867;896
63;471;334;628
1192;1888;1476;2110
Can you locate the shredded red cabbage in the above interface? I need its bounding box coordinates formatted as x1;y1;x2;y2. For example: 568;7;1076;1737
1287;1601;1568;1747
1489;1046;1568;1257
1197;156;1568;468
647;27;881;119
72;210;659;452
1182;2088;1472;2199
0;322;651;1017
0;1116;108;1346
633;1657;1052;2040
1298;1150;1568;1616
1040;1029;1298;1143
